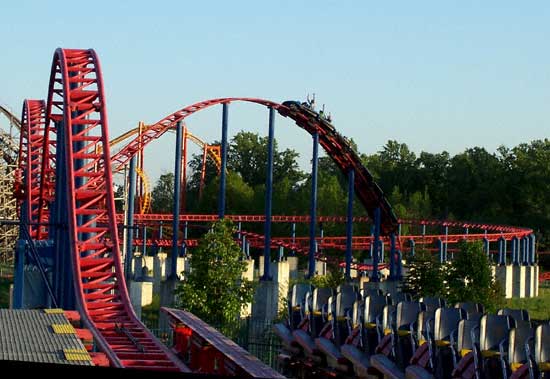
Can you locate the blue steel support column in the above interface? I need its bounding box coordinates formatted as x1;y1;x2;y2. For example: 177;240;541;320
308;131;319;278
182;221;188;257
501;237;508;266
218;103;229;219
291;222;296;256
371;207;381;282
483;237;490;258
409;239;415;258
520;237;525;265
530;234;536;265
345;169;355;281
444;225;449;261
396;249;403;280
54;120;74;308
438;239;444;263
389;233;396;280
13;241;26;308
124;156;136;282
512;237;519;265
142;225;147;256
261;107;275;281
523;237;529;265
369;226;374;259
170;121;184;279
498;237;504;265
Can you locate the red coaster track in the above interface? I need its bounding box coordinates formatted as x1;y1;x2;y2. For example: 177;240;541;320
110;98;399;235
18;100;47;239
41;48;188;371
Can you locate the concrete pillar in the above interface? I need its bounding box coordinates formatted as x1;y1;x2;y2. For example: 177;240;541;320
132;255;144;279
153;253;167;294
512;265;527;298
525;266;538;297
494;265;514;299
165;256;188;280
159;279;177;329
534;265;539;297
252;281;278;321
258;255;265;278
377;280;399;298
130;281;153;320
271;260;289;315
359;275;370;290
251;260;289;321
287;256;299;280
313;260;327;276
350;262;358;279
241;259;254;318
9;284;13;309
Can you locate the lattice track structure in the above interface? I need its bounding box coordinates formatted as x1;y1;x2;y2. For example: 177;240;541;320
38;48;188;371
0;127;19;264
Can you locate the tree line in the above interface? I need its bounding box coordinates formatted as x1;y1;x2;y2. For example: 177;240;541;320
151;132;550;265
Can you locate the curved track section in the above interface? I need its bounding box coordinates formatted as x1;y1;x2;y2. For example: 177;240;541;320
111;98;398;234
19;100;47;238
0;104;21;130
110;123;222;171
44;48;187;371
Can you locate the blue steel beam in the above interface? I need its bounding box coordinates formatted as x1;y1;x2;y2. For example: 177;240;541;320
125;156;137;282
308;131;319;278
371;207;381;282
261;107;275;281
345;169;354;281
170;121;184;279
389;233;396;280
218;103;229;219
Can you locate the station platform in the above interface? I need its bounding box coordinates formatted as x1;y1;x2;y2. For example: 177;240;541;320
0;309;92;366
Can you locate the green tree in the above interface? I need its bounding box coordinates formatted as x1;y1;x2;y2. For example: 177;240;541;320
446;241;504;312
228;131;304;187
401;250;446;297
151;172;175;213
174;219;255;325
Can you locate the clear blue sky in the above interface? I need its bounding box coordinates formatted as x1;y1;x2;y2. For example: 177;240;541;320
1;1;549;182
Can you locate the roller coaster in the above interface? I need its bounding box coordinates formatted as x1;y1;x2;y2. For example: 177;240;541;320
4;48;543;377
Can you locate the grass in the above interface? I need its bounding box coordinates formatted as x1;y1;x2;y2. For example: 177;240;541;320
505;286;550;321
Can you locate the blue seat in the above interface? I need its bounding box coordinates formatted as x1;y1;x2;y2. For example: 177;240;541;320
499;320;534;379
497;308;530;322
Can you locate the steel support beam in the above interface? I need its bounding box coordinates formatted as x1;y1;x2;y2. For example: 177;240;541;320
261;107;275;281
308;131;319;278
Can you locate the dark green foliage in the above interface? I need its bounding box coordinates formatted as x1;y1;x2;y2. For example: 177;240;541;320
151;134;550;269
401;250;446;297
310;268;345;289
403;241;505;312
446;241;505;312
151;172;175;213
174;219;255;326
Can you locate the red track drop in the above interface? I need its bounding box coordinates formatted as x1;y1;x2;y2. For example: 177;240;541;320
19;100;47;239
44;48;188;371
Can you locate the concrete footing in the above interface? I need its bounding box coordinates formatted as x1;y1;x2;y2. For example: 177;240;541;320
493;264;538;299
241;259;254;318
252;260;289;321
129;281;153;319
287;256;299;280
